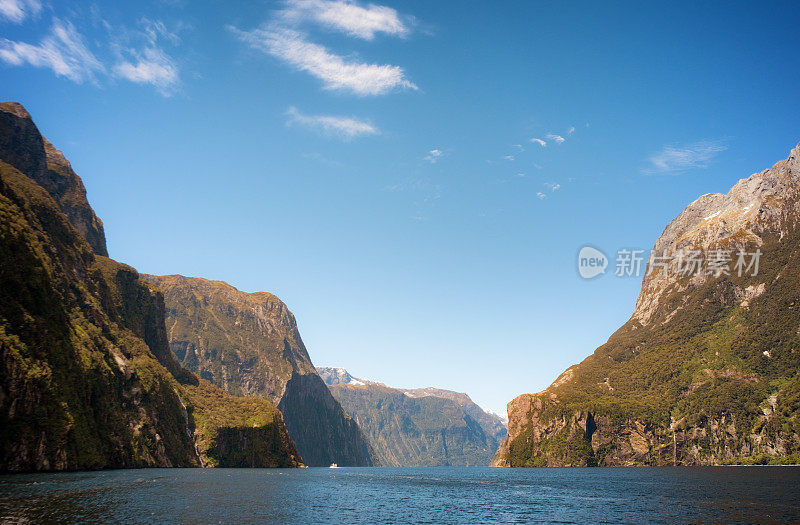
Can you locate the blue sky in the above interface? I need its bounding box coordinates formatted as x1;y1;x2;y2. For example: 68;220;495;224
2;0;799;416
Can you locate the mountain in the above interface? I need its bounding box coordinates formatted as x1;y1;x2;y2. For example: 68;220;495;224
317;367;369;386
140;275;374;467
0;102;107;256
400;387;508;444
0;102;302;471
317;367;506;466
492;144;800;467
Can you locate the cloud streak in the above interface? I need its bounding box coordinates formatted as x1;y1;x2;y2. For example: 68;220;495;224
0;19;104;83
286;106;379;139
546;133;565;144
113;47;178;94
644;140;727;173
0;14;181;95
111;19;180;95
530;138;546;147
279;0;409;40
231;0;416;96
0;0;40;24
231;26;416;96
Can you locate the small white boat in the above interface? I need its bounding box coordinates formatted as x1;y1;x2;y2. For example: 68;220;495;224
329;463;339;468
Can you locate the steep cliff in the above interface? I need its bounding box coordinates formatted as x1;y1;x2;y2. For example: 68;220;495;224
0;103;301;471
493;144;800;467
141;275;374;466
0;102;107;256
318;367;505;466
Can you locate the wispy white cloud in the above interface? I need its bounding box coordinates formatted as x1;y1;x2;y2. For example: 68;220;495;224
512;143;524;152
567;126;575;135
0;19;104;83
141;18;182;46
502;154;515;161
544;182;560;191
536;192;547;200
546;133;565;144
232;0;416;96
644;140;727;173
286;106;379;139
530;138;546;147
0;0;41;24
424;148;442;163
113;48;178;94
111;19;181;95
279;0;409;40
0;12;183;95
231;26;416;96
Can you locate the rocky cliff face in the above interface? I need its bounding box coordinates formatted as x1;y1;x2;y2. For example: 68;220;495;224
141;275;374;466
0;103;302;471
317;367;505;466
493;144;800;467
0;102;107;256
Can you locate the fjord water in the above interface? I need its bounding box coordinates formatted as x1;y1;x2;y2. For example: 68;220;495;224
1;467;799;523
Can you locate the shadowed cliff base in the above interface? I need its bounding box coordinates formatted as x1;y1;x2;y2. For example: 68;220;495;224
278;372;373;466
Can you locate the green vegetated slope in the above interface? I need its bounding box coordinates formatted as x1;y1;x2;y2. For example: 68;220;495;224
493;144;800;467
318;368;505;466
0;102;301;471
142;275;374;466
182;379;301;468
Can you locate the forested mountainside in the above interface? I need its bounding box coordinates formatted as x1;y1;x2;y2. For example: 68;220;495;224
0;102;301;471
493;144;800;467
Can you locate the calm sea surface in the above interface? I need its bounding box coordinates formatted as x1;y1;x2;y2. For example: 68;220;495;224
1;466;798;524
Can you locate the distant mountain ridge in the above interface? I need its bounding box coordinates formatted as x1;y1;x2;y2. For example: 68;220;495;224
399;386;508;442
316;367;371;386
317;367;506;466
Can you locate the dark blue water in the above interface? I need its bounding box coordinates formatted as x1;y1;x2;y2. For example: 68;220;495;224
1;467;798;524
